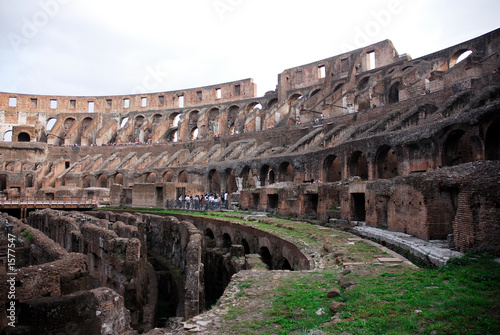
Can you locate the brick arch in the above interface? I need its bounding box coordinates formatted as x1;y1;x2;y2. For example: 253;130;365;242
442;129;475;167
323;154;342;182
278;161;294;182
348;150;368;180
260;164;275;186
240;166;255;189
375;145;399;179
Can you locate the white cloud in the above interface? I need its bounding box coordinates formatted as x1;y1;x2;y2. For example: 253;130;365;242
0;0;499;97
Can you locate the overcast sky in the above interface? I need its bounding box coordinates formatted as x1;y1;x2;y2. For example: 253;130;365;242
1;0;499;97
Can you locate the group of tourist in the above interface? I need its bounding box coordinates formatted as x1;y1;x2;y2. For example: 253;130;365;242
176;191;229;210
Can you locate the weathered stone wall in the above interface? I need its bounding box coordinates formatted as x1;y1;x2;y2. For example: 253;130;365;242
26;210;152;331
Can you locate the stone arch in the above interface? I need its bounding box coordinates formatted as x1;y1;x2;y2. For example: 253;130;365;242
357;76;370;91
63;117;76;135
224;168;238;193
266;99;277;109
169;112;181;127
120;117;129;128
115;173;124;185
240;166;255;189
178;170;188;183
310;89;321;98
165;129;179;142
333;83;344;93
485;118;500;160
388;82;400;104
152;113;163;125
146;172;156;183
349;151;368;180
260;165;275;186
46;118;57;131
164;171;174;182
3;130;12;142
227;105;240;135
450;49;473;68
82;175;92;188
97;174;108;188
208;169;220;193
208;108;220;136
81;117;93;132
375;145;399;179
241;239;250;254
222;233;232;249
443;129;474;167
17;132;30;142
278;162;294;182
258;246;273;270
191;127;199;140
323;155;342;182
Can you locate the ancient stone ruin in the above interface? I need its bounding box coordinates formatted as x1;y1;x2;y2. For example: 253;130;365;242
0;29;499;333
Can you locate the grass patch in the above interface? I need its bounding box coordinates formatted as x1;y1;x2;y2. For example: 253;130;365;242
330;253;500;335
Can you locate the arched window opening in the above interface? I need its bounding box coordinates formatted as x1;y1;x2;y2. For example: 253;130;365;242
205;229;216;248
191;127;199;140
443;130;474;166
222;233;232;249
388;82;400;104
115;173;124;185
349;151;368;180
164;171;174;183
323;155;342;182
375;145;399;179
172;114;181;127
225;169;238;193
120;117;129;128
258;247;273;270
17;132;30;142
208;170;220;193
310;89;321;98
450;49;473;68
82;175;92;188
98;174;108;188
278;162;294;182
178;171;188;183
241;166;255;190
146;172;156;183
266;99;278;109
46;118;57;131
241;239;250;254
3;130;13;142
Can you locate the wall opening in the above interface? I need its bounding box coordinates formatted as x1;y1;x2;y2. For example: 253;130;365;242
156;187;163;207
88;101;95;113
268;194;279;209
351;193;366;221
17;132;30;142
388;82;400;103
0;175;7;191
367;51;376;70
3;130;13;142
252;194;260;209
375;145;398;179
278;162;294;182
178;95;184;108
349;151;368;180
304;194;318;215
123;99;130;108
443;129;474;166
258;247;273;270
318;65;326;79
50;99;57;109
323;155;342;182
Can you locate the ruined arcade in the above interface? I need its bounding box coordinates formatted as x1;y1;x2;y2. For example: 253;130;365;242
0;29;499;333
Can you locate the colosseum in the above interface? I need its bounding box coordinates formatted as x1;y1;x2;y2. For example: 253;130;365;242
0;28;499;333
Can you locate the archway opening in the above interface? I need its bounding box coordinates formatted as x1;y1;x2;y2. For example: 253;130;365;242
258;247;273;270
485;119;500;160
450;49;473;68
17;132;30;142
375;145;398;179
443;129;474;166
278;162;294;182
323;155;342;182
349;151;368;180
388;82;400;104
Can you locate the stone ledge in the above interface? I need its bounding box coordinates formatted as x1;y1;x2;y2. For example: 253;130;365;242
353;226;463;267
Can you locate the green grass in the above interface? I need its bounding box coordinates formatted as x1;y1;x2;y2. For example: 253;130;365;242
329;253;500;335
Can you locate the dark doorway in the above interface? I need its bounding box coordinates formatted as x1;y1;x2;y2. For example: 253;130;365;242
258;246;273;270
351;193;366;221
304;194;319;214
268;194;279;209
252;194;260;209
18;132;30;142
